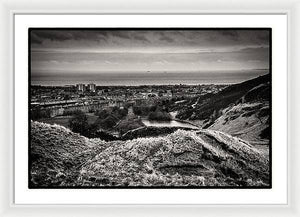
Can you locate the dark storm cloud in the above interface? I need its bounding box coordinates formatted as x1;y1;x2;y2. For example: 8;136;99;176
30;29;270;76
203;30;269;45
133;34;150;43
160;35;174;43
110;31;131;40
31;30;110;44
31;29;270;49
31;32;43;44
220;30;239;41
31;30;154;46
31;30;73;42
256;33;269;43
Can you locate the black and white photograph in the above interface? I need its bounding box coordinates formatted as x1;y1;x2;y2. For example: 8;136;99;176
29;28;271;188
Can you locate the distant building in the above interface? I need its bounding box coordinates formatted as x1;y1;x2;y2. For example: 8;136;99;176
76;83;85;92
87;83;96;92
127;106;135;118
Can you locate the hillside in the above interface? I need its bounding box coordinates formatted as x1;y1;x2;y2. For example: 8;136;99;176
173;74;270;144
175;74;270;123
209;80;270;145
30;122;109;187
115;117;145;135
30;121;270;187
209;102;270;145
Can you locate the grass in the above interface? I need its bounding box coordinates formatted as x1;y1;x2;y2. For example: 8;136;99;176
175;74;270;122
30;121;108;187
30;121;270;187
115;117;145;135
38;113;98;129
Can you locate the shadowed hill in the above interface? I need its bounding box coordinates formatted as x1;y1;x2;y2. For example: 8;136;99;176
208;80;270;145
175;73;270;123
174;74;271;144
209;102;270;145
30;122;108;187
30;121;269;187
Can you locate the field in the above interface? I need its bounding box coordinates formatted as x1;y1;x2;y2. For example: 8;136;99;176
38;113;98;129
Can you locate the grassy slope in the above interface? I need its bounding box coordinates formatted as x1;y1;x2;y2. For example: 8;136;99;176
175;74;270;122
30;121;270;187
115;117;145;135
38;113;98;129
209;82;270;145
209;102;270;145
173;74;270;144
30;121;108;187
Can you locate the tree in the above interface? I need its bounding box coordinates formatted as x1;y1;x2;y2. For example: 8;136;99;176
68;110;89;135
63;94;71;100
31;107;51;120
95;109;110;119
149;105;157;112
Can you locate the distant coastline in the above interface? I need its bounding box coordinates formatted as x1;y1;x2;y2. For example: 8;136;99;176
31;69;269;86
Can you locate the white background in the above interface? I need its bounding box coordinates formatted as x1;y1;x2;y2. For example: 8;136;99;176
14;14;288;205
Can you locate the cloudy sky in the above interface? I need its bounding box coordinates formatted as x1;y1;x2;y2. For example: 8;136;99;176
30;29;270;81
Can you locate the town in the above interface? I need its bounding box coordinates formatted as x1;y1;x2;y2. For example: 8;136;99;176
30;83;228;119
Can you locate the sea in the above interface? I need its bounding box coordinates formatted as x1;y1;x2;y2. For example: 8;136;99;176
31;69;269;86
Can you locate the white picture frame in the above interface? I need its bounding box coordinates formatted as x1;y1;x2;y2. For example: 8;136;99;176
0;0;298;216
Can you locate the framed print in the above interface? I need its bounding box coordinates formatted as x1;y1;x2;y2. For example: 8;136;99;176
14;13;287;205
0;0;299;216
